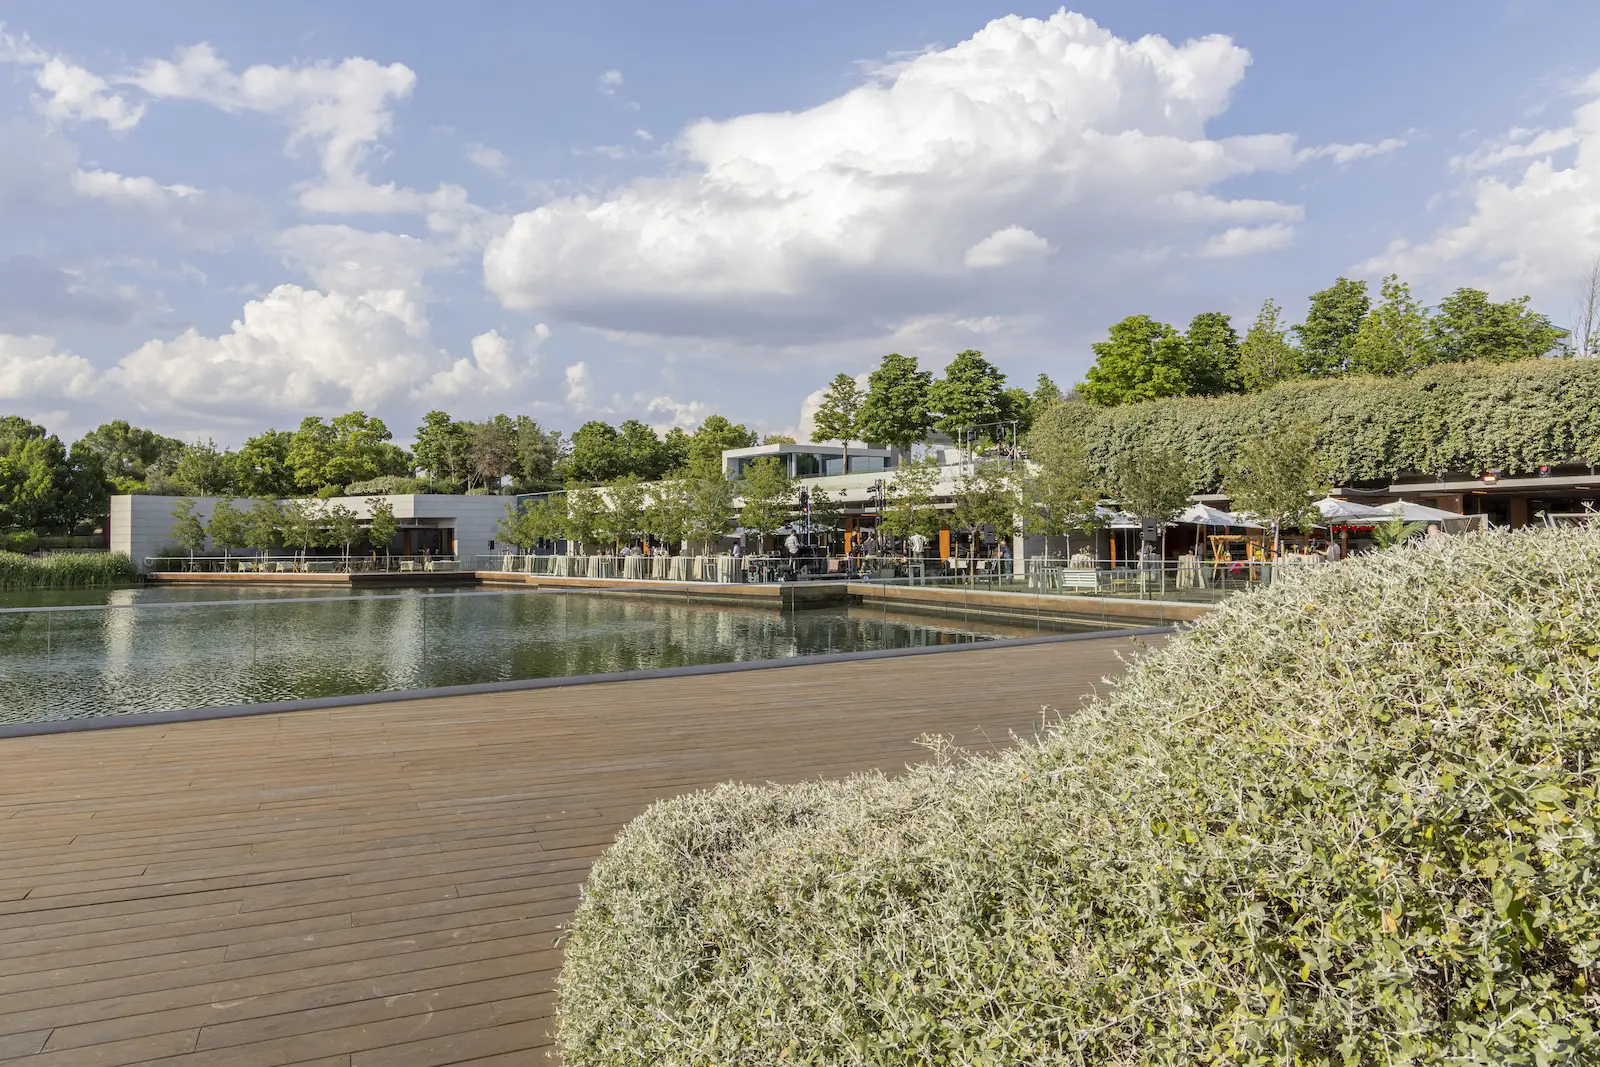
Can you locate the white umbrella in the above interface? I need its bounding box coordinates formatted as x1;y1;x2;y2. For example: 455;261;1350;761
1379;500;1461;522
1176;502;1262;528
1312;496;1389;521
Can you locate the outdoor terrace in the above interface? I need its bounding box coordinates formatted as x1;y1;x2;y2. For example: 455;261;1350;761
0;635;1158;1066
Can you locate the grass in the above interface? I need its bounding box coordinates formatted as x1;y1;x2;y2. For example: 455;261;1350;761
558;524;1600;1065
0;551;137;589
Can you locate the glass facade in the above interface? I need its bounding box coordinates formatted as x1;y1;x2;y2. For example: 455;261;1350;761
729;449;889;479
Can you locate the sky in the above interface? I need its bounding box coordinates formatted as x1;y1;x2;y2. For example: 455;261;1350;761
2;1;1599;448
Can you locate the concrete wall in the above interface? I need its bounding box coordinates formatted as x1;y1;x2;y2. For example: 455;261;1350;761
112;494;518;572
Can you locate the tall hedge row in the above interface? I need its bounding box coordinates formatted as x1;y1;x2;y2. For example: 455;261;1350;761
559;525;1600;1064
1038;358;1600;493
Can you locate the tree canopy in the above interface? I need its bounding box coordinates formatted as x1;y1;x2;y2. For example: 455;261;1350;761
857;353;933;450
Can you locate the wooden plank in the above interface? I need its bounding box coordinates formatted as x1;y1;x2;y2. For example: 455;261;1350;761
0;637;1156;1065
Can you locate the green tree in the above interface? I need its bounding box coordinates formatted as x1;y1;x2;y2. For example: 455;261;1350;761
951;463;1016;571
286;412;398;492
881;456;942;542
645;479;690;550
615;420;673;480
206;498;248;558
761;433;796;445
566;421;623;484
169;498;207;561
235;430;298;498
1184;312;1242;394
810;372;866;475
322;502;363;561
58;443;110;532
687;416;757;470
1349;274;1437;376
525;494;569;548
279;498;323;561
1030;374;1063;421
736;457;794;550
366;498;397;566
467;415;518;491
1116;445;1193;526
242;499;283;559
1080;316;1194;406
806;485;843;536
564;485;605;550
74;420;184;489
171;439;232;496
601;474;648;548
1295;277;1370;377
413;410;472;488
857;353;933;451
1223;424;1327;555
1016;418;1100;538
1429;288;1567;364
1236;299;1301;392
929;350;1012;441
513;417;564;492
684;463;738;551
0;428;67;531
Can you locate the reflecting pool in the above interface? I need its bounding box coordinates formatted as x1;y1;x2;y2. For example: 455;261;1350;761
0;586;1072;725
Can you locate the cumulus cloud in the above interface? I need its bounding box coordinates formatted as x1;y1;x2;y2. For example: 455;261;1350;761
466;142;507;172
1298;137;1407;165
422;325;548;400
644;395;709;433
964;226;1053;269
1201;223;1295;259
485;11;1377;345
598;69;623;94
274;224;448;293
564;361;597;409
1360;70;1600;294
0;333;99;399
71;168;199;205
0;27;145;131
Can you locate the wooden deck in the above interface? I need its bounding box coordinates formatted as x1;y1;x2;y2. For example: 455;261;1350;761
0;637;1159;1066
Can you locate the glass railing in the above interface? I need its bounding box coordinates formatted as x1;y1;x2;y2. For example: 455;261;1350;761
144;555;463;574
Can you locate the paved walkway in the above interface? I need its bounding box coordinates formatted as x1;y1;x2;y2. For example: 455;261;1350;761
0;636;1160;1066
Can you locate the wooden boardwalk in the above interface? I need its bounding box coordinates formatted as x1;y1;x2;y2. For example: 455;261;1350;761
0;637;1158;1066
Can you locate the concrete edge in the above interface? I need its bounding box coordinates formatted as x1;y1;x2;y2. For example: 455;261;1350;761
0;626;1176;740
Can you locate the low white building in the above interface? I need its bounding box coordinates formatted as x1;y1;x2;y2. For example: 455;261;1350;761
111;494;518;572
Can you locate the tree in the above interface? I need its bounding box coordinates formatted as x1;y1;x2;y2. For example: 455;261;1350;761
1080;316;1194;406
564;485;605;551
857;354;932;451
1350;275;1436;376
279;498;323;561
58;443;110;532
645;479;690;550
0;429;66;531
1223;424;1327;556
951;463;1016;572
1116;445;1193;524
285;412;398;493
601;474;648;548
242;500;283;559
929;350;1011;441
687;416;757;470
736;457;793;550
169;499;207;562
1016;418;1100;538
1184;312;1242;394
206;498;249;558
684;462;738;552
806;485;843;537
761;433;796;445
322;502;363;562
566;421;623;484
659;428;691;474
171;439;232;496
1295;277;1370;377
414;410;472;488
1029;374;1063;422
881;456;941;542
1237;299;1301;392
366;498;397;566
811;372;865;476
235;430;298;498
74;420;184;489
1430;288;1567;364
525;494;569;549
513;417;564;492
1574;255;1600;360
468;415;518;491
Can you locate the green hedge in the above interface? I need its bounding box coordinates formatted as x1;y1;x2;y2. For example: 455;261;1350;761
0;551;137;589
0;531;40;554
1035;358;1600;493
559;525;1600;1064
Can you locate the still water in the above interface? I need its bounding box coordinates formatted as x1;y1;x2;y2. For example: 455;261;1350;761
0;586;1037;725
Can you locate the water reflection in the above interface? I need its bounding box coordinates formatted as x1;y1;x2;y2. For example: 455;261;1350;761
0;589;1067;725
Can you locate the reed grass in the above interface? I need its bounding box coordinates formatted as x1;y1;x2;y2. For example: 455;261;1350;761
0;551;137;589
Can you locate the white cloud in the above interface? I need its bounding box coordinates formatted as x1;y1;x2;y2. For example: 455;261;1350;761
634;129;654;142
564;361;596;409
71;168;199;205
1360;70;1600;295
0;27;145;131
1298;137;1406;165
0;333;98;399
485;11;1359;344
466;142;507;172
67;166;259;246
1201;223;1295;258
964;226;1053;269
422;325;547;399
598;69;623;94
274;224;447;293
644;395;709;433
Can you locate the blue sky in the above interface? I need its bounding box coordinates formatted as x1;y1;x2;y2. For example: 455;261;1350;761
2;2;1598;446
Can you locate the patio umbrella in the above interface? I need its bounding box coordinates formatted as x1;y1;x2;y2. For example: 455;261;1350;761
1378;500;1461;522
1176;502;1263;528
1312;496;1390;521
